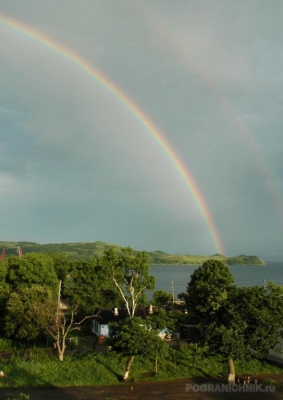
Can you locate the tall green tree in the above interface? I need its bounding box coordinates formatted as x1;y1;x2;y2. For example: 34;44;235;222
202;283;283;383
183;260;283;383
183;260;236;381
185;259;234;316
98;247;155;317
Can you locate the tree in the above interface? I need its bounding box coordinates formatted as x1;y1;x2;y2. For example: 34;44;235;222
183;260;283;383
146;307;176;334
48;253;71;282
0;258;8;284
6;254;59;295
64;258;120;314
5;285;54;345
185;259;234;316
0;259;10;333
39;280;98;362
63;258;99;314
152;290;172;306
45;303;97;362
98;248;155;317
110;316;168;380
201;283;283;383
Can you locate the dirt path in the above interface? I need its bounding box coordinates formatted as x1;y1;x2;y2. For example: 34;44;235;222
1;375;283;400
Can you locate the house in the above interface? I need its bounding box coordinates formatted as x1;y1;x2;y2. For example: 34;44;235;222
91;305;170;339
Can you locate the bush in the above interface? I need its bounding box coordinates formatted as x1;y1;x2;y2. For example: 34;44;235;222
0;338;13;351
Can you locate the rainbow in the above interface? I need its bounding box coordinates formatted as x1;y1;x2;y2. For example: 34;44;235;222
140;3;283;227
0;12;225;255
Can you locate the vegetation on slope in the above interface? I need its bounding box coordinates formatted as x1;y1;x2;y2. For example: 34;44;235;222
0;241;264;264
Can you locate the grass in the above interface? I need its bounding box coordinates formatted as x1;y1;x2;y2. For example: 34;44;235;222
0;346;282;389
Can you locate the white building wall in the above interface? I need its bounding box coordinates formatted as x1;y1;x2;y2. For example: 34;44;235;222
100;324;109;337
91;320;109;337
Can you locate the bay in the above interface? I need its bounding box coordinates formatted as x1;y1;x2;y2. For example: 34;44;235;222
149;261;283;299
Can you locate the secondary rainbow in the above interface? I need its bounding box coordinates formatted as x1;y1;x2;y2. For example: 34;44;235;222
142;5;283;228
0;12;225;255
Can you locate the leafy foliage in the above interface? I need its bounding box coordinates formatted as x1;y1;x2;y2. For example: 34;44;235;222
152;290;172;306
200;283;283;364
183;260;283;382
64;258;119;314
109;309;176;374
110;316;169;379
146;308;176;333
5;285;55;344
184;259;234;315
6;254;59;296
48;253;72;282
110;317;168;358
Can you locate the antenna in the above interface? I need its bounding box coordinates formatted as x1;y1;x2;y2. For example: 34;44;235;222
17;247;23;258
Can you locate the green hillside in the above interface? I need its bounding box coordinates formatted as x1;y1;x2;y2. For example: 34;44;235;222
0;241;264;265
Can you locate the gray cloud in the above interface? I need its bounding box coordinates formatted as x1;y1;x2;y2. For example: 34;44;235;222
1;1;283;260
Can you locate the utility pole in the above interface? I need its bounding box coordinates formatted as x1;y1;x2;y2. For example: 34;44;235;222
171;280;175;309
263;279;267;289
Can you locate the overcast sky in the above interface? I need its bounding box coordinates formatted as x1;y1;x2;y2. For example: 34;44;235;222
1;1;283;260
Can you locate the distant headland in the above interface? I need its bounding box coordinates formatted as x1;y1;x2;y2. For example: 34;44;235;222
0;241;265;265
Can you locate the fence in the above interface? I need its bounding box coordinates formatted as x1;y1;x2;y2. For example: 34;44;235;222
0;347;53;361
0;336;95;360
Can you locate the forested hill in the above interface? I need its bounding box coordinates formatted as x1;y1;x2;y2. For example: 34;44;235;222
0;241;265;265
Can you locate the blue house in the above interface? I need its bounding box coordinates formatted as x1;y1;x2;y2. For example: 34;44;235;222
91;305;170;339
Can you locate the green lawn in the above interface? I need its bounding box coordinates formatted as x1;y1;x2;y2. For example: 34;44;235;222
0;346;282;389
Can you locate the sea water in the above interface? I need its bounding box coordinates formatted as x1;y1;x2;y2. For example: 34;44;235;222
149;261;283;298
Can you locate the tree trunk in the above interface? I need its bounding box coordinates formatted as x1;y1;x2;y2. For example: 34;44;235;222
228;358;235;384
56;336;66;362
58;350;64;362
123;355;135;381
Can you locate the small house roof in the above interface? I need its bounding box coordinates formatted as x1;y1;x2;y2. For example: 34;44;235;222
59;301;68;311
93;306;153;325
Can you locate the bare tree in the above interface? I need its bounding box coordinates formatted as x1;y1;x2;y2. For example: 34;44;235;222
45;281;98;361
46;304;98;361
